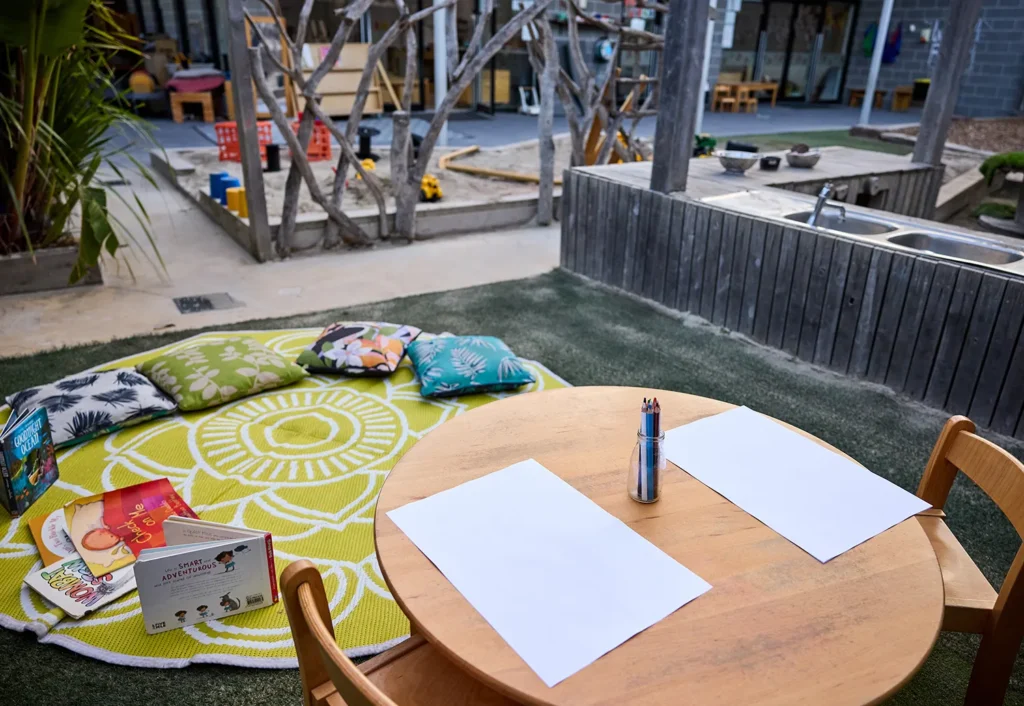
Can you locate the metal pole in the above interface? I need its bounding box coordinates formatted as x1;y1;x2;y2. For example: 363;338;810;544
913;0;985;165
858;0;894;126
433;0;449;146
694;0;717;136
651;0;710;194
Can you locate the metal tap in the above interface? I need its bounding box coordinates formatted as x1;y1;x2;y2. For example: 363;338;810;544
807;182;846;226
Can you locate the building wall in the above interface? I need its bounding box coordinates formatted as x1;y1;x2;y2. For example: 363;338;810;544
844;0;1024;117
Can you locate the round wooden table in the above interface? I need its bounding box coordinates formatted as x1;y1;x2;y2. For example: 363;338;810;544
374;387;943;706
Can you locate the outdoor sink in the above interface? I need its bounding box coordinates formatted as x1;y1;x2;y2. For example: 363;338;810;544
785;210;898;236
888;232;1024;266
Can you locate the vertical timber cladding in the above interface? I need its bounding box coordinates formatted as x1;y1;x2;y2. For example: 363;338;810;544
562;171;1024;440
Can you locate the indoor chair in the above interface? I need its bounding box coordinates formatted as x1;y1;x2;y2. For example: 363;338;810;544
281;560;516;706
916;416;1024;705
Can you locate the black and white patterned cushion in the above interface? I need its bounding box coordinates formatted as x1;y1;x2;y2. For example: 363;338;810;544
5;369;178;448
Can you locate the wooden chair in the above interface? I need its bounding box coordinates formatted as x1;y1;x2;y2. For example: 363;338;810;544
170;91;215;123
281;560;516;706
712;85;736;112
916;416;1024;705
892;85;913;112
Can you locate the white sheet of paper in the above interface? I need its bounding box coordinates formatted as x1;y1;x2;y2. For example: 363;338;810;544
387;459;711;687
663;406;930;562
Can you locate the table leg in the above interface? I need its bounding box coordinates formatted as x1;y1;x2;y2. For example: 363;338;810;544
770;87;777;108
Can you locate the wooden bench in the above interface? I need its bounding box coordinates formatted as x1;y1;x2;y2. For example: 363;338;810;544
848;88;886;109
170;91;215;123
892;85;913;112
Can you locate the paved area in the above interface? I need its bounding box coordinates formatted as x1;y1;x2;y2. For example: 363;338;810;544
131;105;921;156
0;170;559;358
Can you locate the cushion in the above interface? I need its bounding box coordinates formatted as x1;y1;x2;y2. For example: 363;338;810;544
295;321;422;375
5;369;177;448
137;337;307;412
406;335;535;398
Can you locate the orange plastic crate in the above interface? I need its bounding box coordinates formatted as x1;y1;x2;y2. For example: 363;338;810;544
215;121;273;162
291;120;333;162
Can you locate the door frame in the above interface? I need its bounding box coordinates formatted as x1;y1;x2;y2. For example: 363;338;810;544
756;0;860;104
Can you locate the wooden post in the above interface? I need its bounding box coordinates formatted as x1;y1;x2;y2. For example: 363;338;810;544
650;0;709;194
226;0;273;261
912;0;985;166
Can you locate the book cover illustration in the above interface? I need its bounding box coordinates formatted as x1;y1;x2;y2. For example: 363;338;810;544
134;519;277;635
28;508;78;566
23;556;137;619
63;478;197;578
0;408;59;517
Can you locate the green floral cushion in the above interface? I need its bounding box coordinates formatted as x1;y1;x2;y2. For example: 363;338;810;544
136;337;307;411
406;335;535;398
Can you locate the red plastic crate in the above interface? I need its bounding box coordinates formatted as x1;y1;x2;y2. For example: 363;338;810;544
290;120;333;162
215;121;273;162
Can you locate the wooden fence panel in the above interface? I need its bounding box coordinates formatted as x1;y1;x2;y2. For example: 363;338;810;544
752;224;783;343
946;274;1008;415
970;279;1024;427
675;201;698;311
727;216;752;331
992;324;1024;436
849;248;894;378
560;170;573;268
767;227;800;349
620;186;642;289
904;262;960;399
688;206;711;314
713;213;738;325
662;199;687;308
830;243;874;373
783;230;818;356
739;219;768;337
798;234;836;362
813;239;853;367
923;268;983;408
866;252;916;382
700;209;725;321
882;257;937;389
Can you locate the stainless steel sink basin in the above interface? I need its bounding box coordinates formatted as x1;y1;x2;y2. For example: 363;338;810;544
888;232;1024;266
785;210;898;236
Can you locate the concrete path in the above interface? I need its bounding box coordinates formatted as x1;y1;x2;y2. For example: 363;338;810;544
0;171;559;358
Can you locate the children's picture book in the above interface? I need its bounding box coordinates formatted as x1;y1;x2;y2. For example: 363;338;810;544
64;478;197;578
0;408;58;517
23;556;137;619
134;517;278;635
28;507;78;566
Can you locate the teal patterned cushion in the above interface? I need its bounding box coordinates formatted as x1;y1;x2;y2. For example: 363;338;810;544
406;336;535;398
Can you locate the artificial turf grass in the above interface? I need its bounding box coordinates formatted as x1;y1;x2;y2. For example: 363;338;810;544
1;269;1022;706
718;129;914;156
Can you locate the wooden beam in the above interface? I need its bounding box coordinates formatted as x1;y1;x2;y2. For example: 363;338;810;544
650;0;709;194
912;0;985;165
226;0;273;261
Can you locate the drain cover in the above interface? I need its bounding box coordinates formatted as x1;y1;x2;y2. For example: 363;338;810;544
173;292;243;314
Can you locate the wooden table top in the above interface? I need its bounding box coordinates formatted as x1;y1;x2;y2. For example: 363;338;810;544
716;80;778;89
374;387;943;706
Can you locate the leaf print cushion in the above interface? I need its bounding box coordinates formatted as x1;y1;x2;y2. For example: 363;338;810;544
295;321;422;376
406;335;535;398
4;369;178;448
137;337;307;411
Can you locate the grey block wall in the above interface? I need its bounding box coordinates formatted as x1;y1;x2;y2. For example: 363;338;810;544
838;0;1024;117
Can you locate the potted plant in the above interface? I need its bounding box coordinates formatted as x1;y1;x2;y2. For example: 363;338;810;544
977;152;1024;237
0;0;163;295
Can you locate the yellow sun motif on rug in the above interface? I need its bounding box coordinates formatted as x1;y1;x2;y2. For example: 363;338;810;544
0;329;568;667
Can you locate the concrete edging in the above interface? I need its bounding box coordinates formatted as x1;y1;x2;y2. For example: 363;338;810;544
150;148;560;259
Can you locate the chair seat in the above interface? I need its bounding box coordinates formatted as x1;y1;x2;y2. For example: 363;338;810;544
919;516;998;633
359;635;517;705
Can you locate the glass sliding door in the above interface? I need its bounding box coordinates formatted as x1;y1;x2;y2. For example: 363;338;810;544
781;3;824;100
808;2;856;101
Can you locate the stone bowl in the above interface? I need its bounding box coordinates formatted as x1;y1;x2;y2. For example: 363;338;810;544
786;150;822;168
717;150;759;175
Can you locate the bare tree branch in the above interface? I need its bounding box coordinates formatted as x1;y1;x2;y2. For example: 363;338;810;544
244;10;292;78
312;0;376;89
451;0;493;81
250;48;371;247
294;0;316;59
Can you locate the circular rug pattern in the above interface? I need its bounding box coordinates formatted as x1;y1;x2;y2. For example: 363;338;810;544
0;329;568;668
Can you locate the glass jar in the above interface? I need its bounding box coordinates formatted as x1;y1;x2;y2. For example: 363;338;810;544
628;431;666;503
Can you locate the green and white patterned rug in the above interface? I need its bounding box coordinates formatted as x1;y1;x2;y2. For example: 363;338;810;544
0;329;568;668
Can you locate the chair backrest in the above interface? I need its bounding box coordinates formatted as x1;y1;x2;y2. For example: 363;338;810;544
917;416;1024;630
281;560;398;706
719;71;744;83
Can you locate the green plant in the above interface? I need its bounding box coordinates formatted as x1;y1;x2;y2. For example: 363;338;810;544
0;0;163;282
972;202;1017;220
980;152;1024;185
